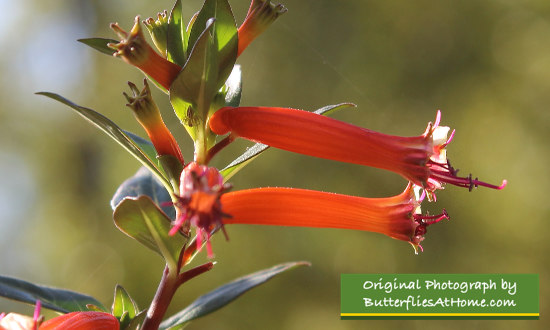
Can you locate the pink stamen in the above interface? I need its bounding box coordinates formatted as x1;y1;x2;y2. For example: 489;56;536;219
33;301;41;322
418;189;426;203
0;312;6;321
413;209;450;237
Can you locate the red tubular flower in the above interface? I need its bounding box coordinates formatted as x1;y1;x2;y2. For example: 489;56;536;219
209;107;506;199
109;16;181;90
124;80;184;165
238;0;287;56
39;312;119;330
222;184;448;253
171;162;231;257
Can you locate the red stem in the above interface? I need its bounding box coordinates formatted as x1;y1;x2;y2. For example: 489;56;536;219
141;265;178;330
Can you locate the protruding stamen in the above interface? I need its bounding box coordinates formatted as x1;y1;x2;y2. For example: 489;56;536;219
413;209;450;237
428;159;506;191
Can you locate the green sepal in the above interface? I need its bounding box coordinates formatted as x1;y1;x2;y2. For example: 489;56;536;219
0;275;107;313
219;103;357;181
113;196;187;272
159;262;310;329
111;284;139;329
78;38;118;56
37;92;172;193
167;0;187;66
187;0;238;88
125;310;147;330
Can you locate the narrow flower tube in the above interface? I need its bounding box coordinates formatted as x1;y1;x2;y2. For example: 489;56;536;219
109;16;181;90
172;162;231;257
210;107;506;198
39;312;119;330
238;0;287;56
221;184;448;252
124;80;184;165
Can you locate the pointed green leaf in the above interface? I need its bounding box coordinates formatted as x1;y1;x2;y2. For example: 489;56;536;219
123;131;162;170
170;19;217;138
167;0;187;66
188;0;238;87
112;284;139;329
219;143;267;181
159;262;310;328
78;38;118;56
0;275;106;313
219;103;356;180
313;102;356;116
37;92;171;193
113;196;187;270
222;65;241;108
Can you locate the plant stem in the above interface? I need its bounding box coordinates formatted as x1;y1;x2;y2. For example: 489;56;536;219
141;265;178;330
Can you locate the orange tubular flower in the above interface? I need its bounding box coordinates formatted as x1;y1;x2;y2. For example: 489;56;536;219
39;312;119;330
222;184;448;253
124;80;184;165
238;0;287;56
109;16;181;90
210;107;506;199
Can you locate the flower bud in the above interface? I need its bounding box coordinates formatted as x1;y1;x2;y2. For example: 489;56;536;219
124;80;184;165
110;16;181;90
238;0;287;56
144;11;169;56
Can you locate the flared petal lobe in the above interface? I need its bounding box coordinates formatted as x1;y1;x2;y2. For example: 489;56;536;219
221;185;447;251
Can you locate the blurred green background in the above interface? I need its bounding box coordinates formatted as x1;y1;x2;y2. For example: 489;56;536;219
0;0;548;329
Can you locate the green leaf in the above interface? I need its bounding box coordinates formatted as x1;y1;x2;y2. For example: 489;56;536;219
111;167;175;220
188;0;238;87
78;38;118;56
222;65;241;108
37;92;171;193
167;0;187;66
112;285;139;329
0;275;106;313
219;103;356;180
159;262;310;329
113;196;187;270
123;131;162;169
219;143;267;181
170;19;217;138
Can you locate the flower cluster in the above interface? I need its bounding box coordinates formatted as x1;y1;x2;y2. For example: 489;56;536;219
24;0;509;328
102;0;506;255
